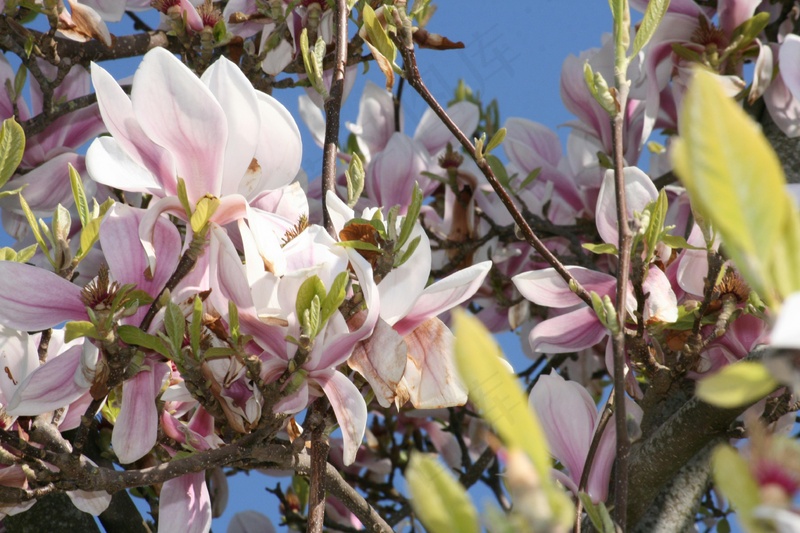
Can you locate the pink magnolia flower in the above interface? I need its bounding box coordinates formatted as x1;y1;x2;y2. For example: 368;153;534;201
86;47;303;270
327;192;491;409
530;371;642;503
0;204;181;464
209;220;380;466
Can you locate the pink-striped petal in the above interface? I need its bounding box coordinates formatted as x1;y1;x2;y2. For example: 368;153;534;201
132;48;226;203
314;370;367;466
529;307;608;354
596;167;657;246
513;266;616;308
414;101;479;156
0;262;87;331
113;362;169;464
158;472;211;533
7;344;88;415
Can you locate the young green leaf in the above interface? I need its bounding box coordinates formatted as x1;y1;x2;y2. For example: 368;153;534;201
118;325;172;359
483;127;507;156
405;453;480;533
69;163;91;228
19;194;54;266
64;321;101;342
0;117;25;188
190;196;220;233
164;301;187;356
321;271;349;327
631;0;670;58
695;361;778;408
78;217;103;262
296;275;327;329
672;68;800;306
452;309;574;528
189;296;203;357
176;178;193;219
579;494;616;533
361;4;397;90
397;184;422;249
582;242;618;255
345;153;365;208
394;234;421;267
711;444;762;532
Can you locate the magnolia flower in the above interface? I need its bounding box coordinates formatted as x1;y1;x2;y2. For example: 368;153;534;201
86;47;303;270
327;192;491;409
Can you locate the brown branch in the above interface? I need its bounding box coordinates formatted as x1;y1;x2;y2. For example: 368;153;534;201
320;0;350;235
306;409;329;533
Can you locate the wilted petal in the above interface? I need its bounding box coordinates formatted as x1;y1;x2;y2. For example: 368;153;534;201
513;266;616;308
113;362;169;464
159;473;211;533
530;307;608;353
394;261;491;336
314;370;367;466
0;262;87;331
61;0;113;46
348;317;407;408
401;317;467;409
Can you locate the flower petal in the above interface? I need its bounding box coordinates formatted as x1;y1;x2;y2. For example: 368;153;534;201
347;317;407;408
113;362;169;464
529;307;608;353
158;472;211;533
513;266;616;308
314;370;367;466
0;262;87;331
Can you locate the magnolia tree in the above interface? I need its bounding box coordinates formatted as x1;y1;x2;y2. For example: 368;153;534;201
1;0;800;531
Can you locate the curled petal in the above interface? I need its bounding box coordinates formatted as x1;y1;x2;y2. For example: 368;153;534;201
7;344;88;416
314;370;367;466
67;489;112;515
596;167;657;246
348;317;407;408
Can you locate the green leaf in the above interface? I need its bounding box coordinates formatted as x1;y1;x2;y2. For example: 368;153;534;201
452;309;574;528
14;66;27;99
695;361;779;408
485;154;512;188
190;196;220;233
711;444;762;532
0;184;26;200
518;168;541;191
321;271;348;327
78;217;102;261
405;453;480;533
397;183;422;249
69;163;91;228
189;296;203;357
337;240;382;252
583;63;616;116
299;29;328;98
728;12;770;54
631;0;670;58
19;194;53;266
0;117;25;188
644;188;668;260
672;68;798;307
361;3;397;90
164;301;186;356
64;321;100;342
345;153;365;208
582;242;618;255
203;346;239;359
176;178;192;219
661;234;703;250
118;325;172;359
394;234;421;267
296;275;326;328
228;301;240;340
579;493;616;533
483;127;507;156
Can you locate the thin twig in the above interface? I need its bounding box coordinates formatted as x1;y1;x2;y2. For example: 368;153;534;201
390;16;593;307
320;0;350;235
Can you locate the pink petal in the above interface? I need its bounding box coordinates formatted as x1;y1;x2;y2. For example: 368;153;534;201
350;81;396;160
399;317;467;409
596;167;657;246
394;261;491;337
228;511;277;533
642;266;678;323
6;153;81;213
513;266;616;308
7;344;88;415
250;92;302;192
0;262;87;331
132;48;226;203
66;488;112;515
718;0;760;36
113;362;169;464
529;307;608;354
414;101;479;155
209;226;255;314
159;472;211;533
503;117;562;172
0;327;40;414
365;133;432;209
298;94;326;148
529;372;597;488
314;370;367;466
200;56;260;198
90;62;176;193
377;222;431;326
